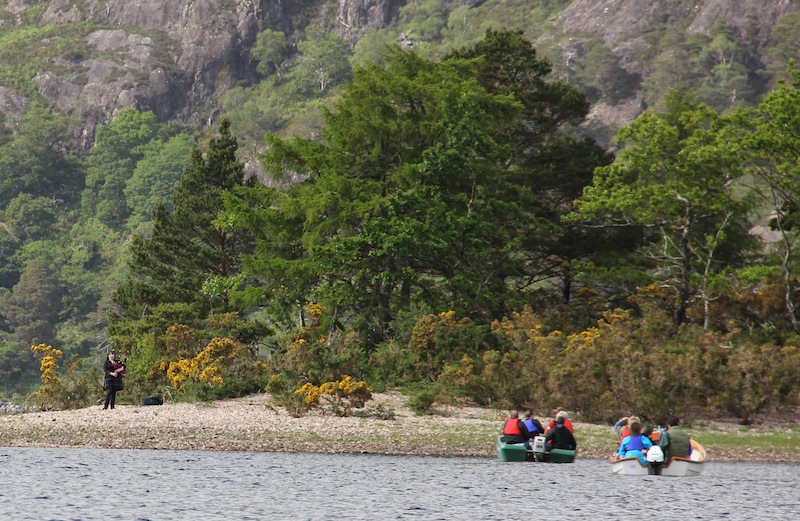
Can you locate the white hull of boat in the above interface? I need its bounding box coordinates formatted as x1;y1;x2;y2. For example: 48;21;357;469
610;441;707;477
610;456;705;476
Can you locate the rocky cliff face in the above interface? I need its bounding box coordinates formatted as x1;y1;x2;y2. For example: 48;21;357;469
557;0;794;41
0;1;272;146
336;0;399;41
31;0;268;144
0;0;401;147
2;0;799;148
554;0;800;132
556;0;798;57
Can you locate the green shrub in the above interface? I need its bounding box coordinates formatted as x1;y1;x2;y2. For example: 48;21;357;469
408;311;494;381
406;384;441;415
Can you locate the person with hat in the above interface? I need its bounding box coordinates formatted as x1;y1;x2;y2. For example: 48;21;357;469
545;407;574;434
544;410;577;451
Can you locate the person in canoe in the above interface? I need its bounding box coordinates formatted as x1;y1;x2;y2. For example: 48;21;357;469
659;417;692;461
613;416;629;441
618;420;653;465
502;409;532;447
522;408;545;440
616;415;640;445
544;410;577;452
642;423;662;444
545;407;574;435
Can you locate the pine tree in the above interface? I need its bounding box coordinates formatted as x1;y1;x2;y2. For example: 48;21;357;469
113;118;251;317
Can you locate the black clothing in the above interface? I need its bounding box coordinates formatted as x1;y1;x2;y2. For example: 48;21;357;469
545;424;577;450
103;358;124;409
104;359;124;391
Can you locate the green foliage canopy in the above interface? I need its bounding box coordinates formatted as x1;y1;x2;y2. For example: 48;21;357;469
571;90;757;328
82;109;162;228
231;31;607;348
113;118;251;317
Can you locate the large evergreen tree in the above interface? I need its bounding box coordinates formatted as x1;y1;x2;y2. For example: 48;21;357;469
447;30;621;306
227;32;605;347
112;118;251;317
231;46;522;344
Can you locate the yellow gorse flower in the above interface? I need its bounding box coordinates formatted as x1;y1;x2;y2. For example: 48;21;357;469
294;376;372;414
308;302;323;322
30;344;63;385
164;335;259;392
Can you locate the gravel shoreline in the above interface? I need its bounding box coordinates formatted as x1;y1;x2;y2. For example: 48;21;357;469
1;392;797;462
0;392;501;457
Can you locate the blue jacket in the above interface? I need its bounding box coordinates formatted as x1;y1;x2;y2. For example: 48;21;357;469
618;434;653;465
522;417;543;437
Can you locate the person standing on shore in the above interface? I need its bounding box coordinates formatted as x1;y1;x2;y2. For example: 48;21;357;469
102;352;125;410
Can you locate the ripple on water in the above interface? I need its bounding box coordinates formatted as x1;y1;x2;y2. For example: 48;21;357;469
0;448;798;520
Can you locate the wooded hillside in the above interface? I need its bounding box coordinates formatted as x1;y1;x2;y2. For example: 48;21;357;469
2;2;800;423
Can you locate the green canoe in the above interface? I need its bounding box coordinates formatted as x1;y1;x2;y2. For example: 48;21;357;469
496;435;529;462
545;447;577;463
497;435;577;463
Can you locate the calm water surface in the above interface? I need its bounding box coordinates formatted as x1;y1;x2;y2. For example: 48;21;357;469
0;447;797;520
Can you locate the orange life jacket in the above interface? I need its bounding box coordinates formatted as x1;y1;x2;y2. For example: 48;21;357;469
503;418;522;436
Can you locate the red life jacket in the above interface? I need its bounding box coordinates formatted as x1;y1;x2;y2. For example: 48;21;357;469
618;427;631;445
503;418;522;436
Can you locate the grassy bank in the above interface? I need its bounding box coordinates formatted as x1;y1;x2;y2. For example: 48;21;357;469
1;393;798;463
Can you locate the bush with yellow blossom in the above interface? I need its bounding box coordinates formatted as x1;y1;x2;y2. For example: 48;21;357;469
295;375;372;416
165;337;267;400
29;344;99;410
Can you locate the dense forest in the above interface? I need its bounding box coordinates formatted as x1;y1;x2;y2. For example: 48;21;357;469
3;1;800;423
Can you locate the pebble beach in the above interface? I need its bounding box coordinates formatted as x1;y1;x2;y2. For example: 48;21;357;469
0;392;503;457
1;392;798;462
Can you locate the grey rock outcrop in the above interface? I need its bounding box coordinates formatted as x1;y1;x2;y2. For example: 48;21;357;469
10;0;271;146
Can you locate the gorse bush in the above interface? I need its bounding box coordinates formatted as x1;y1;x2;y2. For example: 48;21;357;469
164;337;267;401
408;311;495;382
433;301;800;423
295;375;372;416
29;343;98;410
27;267;800;421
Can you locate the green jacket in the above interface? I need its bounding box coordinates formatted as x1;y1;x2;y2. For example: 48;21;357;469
659;426;691;460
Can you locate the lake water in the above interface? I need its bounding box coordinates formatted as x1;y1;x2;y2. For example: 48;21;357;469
0;447;797;520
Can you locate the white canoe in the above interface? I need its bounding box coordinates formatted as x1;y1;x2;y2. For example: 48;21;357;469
610;440;707;477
